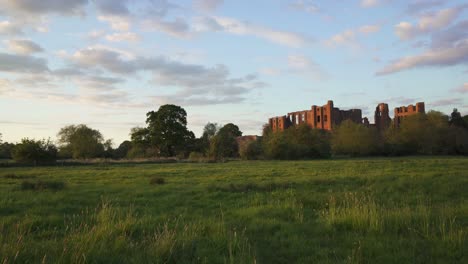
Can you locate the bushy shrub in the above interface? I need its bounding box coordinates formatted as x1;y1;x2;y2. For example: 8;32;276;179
263;124;330;160
12;138;57;165
331;120;380;156
239;140;263;160
188;151;204;162
150;177;166;185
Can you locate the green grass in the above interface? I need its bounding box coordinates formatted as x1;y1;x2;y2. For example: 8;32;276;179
0;157;467;263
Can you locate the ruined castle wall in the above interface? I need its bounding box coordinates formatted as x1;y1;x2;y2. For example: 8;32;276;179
393;102;425;127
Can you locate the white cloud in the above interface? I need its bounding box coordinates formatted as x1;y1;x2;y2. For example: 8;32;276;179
453;83;468;94
395;7;464;40
361;0;379;8
287;54;328;80
194;0;224;12
0;21;24;35
0;0;88;16
289;1;320;13
98;15;131;31
143;18;191;38
5;39;44;54
376;40;468;75
105;32;140;42
0;53;49;73
359;25;380;34
203;16;309;48
327;29;355;45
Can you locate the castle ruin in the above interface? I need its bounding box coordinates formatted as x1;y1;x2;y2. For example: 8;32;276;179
269;100;425;132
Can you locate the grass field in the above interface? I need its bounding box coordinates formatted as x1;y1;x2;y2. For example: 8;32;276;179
0;157;467;263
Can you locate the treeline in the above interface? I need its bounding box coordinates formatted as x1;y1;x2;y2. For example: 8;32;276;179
1;106;467;165
0;104;246;164
260;109;468;159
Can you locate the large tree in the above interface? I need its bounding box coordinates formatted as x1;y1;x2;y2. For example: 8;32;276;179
57;124;105;159
209;123;242;160
145;104;195;157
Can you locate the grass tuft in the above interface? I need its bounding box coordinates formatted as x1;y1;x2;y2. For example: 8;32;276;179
20;180;65;191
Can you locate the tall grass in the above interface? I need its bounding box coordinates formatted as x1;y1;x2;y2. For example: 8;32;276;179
0;200;256;263
320;193;466;248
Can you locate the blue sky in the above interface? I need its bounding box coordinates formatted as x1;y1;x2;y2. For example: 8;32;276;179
0;0;467;145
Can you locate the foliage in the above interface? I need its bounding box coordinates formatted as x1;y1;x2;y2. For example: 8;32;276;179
209;123;242;160
144;105;195;157
449;108;467;129
12;138;57;164
0;141;15;159
332;120;380;156
384;111;468;155
263;124;330;159
114;140;132;159
239;139;263;160
57;124;105;159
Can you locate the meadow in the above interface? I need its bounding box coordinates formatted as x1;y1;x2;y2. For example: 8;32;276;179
0;157;467;263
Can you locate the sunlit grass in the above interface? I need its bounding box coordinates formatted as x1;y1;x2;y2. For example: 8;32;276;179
0;157;466;263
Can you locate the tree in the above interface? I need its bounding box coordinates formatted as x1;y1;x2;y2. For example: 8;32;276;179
331;120;379;156
262;124;330;160
12;138;57;165
239;139;263;160
209;123;242;160
114;140;132;159
57;124;105;159
0;133;15;159
449;108;467;129
145;104;195;157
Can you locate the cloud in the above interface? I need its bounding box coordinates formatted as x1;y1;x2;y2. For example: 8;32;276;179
5;39;44;54
93;0;129;15
0;53;49;73
325;24;380;47
359;25;380;34
289;1;320;13
98;15;131;31
143;18;191;38
376;40;468;75
395;7;464;40
0;0;88;16
64;46;264;106
287;54;328;80
452;83;468;94
429;98;463;107
194;0;223;12
198;16;309;48
431;20;468;49
327;29;355;45
0;21;24;35
361;0;379;8
406;0;444;14
105;32;140;42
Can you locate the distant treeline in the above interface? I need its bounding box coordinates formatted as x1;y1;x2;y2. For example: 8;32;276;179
1;105;467;165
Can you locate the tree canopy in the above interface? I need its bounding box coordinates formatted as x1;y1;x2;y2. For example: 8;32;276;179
12;138;57;165
142;104;195;157
57;124;105;159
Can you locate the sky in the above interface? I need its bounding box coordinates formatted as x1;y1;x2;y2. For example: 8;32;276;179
0;0;467;145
